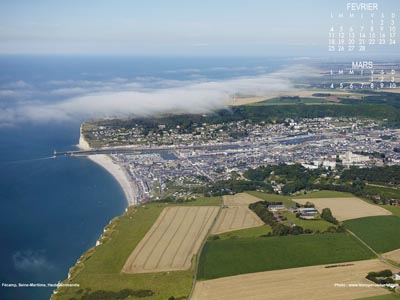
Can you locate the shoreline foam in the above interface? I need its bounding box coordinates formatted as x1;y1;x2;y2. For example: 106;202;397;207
78;125;139;206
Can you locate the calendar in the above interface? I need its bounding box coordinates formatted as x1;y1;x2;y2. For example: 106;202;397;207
327;2;399;90
329;3;396;52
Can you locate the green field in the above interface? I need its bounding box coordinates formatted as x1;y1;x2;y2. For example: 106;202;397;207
383;205;400;217
363;185;400;202
175;196;222;206
354;294;400;300
214;225;272;240
54;203;193;300
294;190;355;199
247;190;356;206
249;97;335;106
198;233;375;280
246;191;297;206
280;211;333;232
344;216;400;253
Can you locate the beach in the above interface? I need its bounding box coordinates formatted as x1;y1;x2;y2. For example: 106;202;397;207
78;126;139;206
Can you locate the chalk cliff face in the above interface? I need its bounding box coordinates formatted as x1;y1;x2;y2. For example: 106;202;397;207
78;125;91;150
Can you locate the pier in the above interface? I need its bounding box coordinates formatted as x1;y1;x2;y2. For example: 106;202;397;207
53;142;244;157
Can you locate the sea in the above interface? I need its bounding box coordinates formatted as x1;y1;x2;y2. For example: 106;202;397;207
0;55;288;300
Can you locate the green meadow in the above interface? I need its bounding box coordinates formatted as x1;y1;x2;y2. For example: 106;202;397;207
344;216;400;253
198;233;374;280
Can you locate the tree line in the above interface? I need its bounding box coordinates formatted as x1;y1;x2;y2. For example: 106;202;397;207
93;100;400;134
249;201;307;236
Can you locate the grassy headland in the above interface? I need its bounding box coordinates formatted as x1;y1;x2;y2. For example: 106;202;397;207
53;197;221;300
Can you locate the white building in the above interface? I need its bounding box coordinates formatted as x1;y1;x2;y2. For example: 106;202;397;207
394;272;400;281
268;204;285;211
322;160;336;169
339;152;370;167
301;163;318;170
298;208;318;214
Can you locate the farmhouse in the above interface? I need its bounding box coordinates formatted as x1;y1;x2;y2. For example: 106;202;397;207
268;204;286;211
298;207;318;214
300;213;317;220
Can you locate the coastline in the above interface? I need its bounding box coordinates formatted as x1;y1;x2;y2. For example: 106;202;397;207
78;125;139;206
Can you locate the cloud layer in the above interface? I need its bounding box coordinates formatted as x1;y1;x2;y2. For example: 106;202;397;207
0;65;310;126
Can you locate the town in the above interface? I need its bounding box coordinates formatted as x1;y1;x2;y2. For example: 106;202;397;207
82;116;400;203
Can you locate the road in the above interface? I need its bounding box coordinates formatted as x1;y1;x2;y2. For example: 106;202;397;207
346;229;400;268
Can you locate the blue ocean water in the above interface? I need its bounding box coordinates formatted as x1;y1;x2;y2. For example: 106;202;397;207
0;123;127;300
0;56;286;300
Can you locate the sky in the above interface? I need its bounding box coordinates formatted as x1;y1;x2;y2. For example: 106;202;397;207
1;0;400;125
1;0;398;56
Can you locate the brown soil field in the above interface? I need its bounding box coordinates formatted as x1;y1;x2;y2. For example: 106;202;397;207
122;206;219;273
383;249;400;264
294;197;391;221
211;206;264;234
223;193;263;207
192;259;397;300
